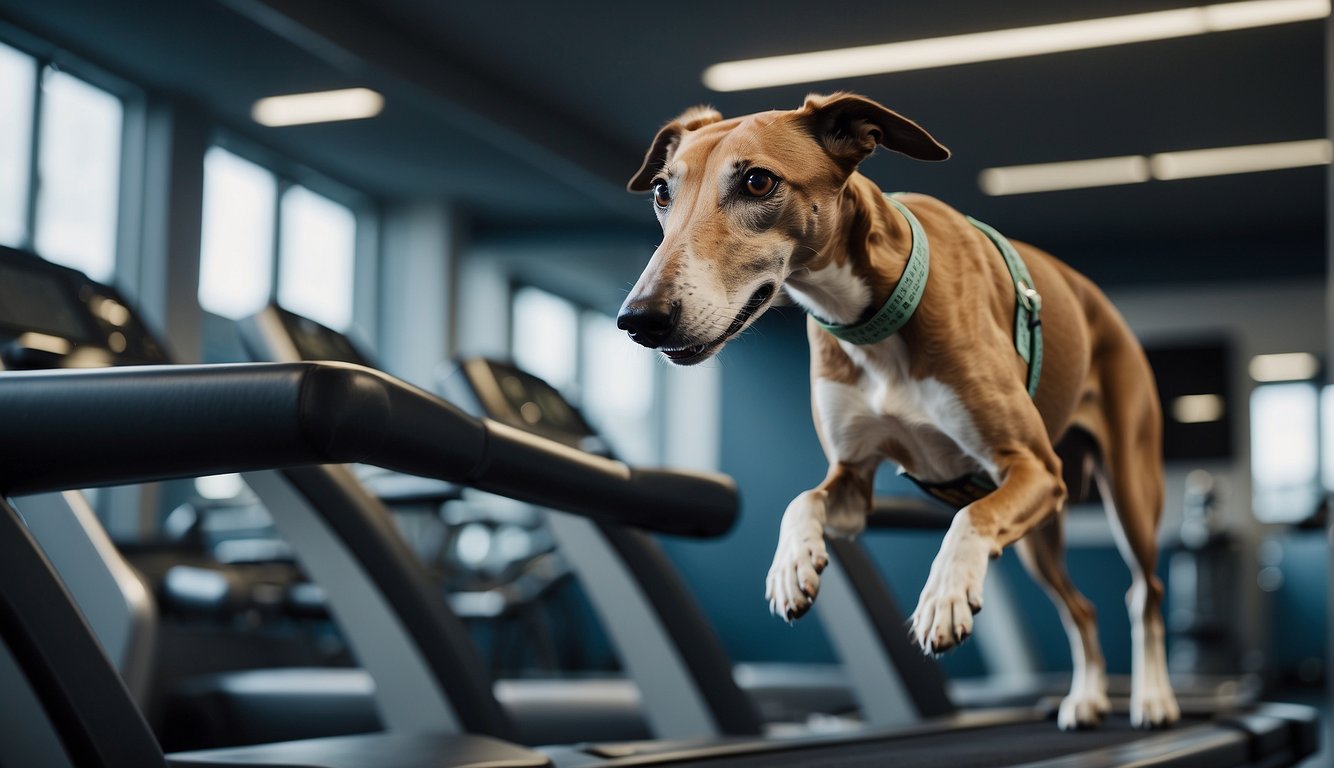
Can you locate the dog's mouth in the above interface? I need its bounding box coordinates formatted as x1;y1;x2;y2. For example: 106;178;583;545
662;283;775;365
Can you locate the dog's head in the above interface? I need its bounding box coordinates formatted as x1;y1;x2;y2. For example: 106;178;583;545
617;93;948;365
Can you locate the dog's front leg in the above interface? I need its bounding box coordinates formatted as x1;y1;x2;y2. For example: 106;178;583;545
911;447;1065;654
766;462;874;620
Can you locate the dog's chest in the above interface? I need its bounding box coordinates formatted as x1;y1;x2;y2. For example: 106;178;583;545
815;338;993;483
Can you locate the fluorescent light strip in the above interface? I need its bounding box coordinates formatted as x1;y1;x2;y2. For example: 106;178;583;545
1152;139;1333;179
252;88;384;127
1172;394;1226;424
703;0;1329;91
980;139;1330;195
979;156;1150;196
1249;352;1320;382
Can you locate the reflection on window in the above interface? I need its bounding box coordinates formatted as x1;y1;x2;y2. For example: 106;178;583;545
512;286;579;393
33;68;121;283
581;312;656;463
0;43;34;247
1251;382;1320;523
278;185;356;330
198;147;276;319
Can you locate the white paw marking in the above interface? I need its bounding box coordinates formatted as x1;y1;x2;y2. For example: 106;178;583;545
1058;659;1110;730
765;491;829;620
1058;690;1111;730
910;512;992;654
1129;592;1180;729
1131;678;1181;729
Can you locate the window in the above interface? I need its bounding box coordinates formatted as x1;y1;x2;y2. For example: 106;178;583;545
0;42;34;247
512;286;580;393
33;69;122;283
278;185;356;331
198;147;276;319
1322;386;1334;493
1250;382;1320;523
0;43;124;282
581;312;656;463
511;285;659;463
197;147;359;330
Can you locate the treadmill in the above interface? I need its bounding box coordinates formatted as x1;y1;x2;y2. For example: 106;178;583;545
228;304;1319;762
0;362;1317;768
235;304;1185;733
0;246;650;747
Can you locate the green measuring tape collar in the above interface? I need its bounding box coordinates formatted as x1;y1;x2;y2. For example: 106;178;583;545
811;194;1043;398
968;215;1043;399
813;195;928;346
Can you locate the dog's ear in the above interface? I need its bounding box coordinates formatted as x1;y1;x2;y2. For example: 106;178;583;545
628;106;723;192
800;92;949;167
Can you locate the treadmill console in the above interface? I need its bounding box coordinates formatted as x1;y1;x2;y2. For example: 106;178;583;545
444;358;610;457
239;303;373;368
0;246;168;370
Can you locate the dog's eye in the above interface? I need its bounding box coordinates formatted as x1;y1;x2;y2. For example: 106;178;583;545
653;180;671;208
742;170;778;198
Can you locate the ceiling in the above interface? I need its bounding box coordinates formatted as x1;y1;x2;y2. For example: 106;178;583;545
0;0;1325;284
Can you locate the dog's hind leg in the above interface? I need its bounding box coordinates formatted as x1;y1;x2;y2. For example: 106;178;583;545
766;461;876;620
1015;515;1109;729
1096;342;1180;728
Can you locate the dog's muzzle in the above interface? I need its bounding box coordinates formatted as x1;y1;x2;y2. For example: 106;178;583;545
619;284;775;364
617;296;680;349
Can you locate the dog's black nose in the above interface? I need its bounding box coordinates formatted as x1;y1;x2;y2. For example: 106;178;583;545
617;298;679;348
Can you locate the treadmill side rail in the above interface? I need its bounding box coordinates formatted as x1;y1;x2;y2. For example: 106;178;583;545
0;363;737;537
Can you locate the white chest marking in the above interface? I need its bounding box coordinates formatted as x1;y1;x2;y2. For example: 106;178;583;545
814;338;995;482
785;262;871;326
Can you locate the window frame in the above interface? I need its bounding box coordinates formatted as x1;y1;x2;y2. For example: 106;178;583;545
201;131;376;334
0;23;142;283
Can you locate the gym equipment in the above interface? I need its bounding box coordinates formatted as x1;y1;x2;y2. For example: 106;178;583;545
244;304;1004;730
242;304;826;737
237;306;1315;760
0;359;1317;767
0;248;1316;766
0;246;651;747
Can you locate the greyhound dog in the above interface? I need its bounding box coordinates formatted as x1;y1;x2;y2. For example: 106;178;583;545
616;93;1178;731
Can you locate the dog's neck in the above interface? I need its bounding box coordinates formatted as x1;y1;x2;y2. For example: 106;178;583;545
784;174;913;328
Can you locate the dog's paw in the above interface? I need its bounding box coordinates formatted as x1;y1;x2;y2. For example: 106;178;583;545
1130;684;1180;729
909;574;982;654
765;533;829;621
1057;666;1110;730
765;490;830;621
910;515;991;654
1058;691;1111;730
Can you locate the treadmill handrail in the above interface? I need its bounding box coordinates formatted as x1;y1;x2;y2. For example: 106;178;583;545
0;362;737;538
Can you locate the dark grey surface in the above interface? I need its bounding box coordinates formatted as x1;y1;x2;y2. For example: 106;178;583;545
169;732;552;768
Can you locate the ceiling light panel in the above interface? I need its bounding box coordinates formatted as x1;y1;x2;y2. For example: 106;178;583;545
979;156;1151;196
703;0;1330;91
1249;352;1320;382
1172;394;1226;424
1151;139;1333;180
252;88;384;127
979;139;1331;195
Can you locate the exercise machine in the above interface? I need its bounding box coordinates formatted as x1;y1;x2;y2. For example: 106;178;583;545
0;360;1317;767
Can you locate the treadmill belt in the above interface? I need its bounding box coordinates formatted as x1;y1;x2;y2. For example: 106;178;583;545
674;717;1231;768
